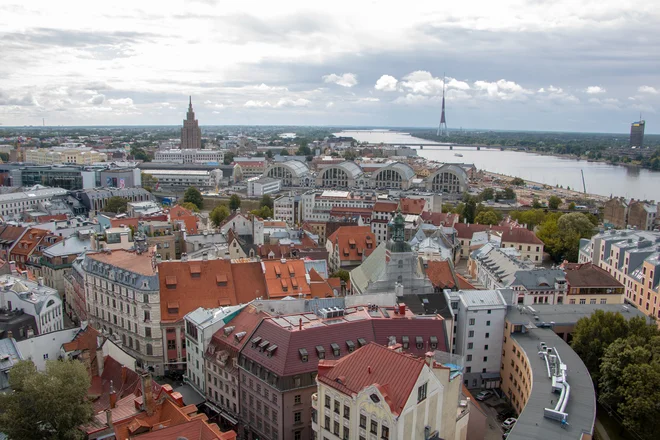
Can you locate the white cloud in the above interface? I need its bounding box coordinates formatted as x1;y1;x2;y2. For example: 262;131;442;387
374;75;398;91
322;73;358;88
638;85;658;94
107;98;134;106
588;97;619;108
204;100;212;104
252;83;289;91
473;79;532;100
244;100;272;108
275;98;311;108
586;86;606;94
326;102;334;108
401;71;443;95
537;88;545;93
393;93;435;105
89;94;105;105
358;97;380;102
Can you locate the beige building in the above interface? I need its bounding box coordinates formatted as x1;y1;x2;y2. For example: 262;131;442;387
455;224;544;264
313;343;468;440
25;145;107;165
562;262;625;305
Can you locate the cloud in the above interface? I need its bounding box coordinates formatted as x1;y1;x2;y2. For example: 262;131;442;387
275;98;311;108
0;92;39;106
588;97;619;108
322;73;358;87
473;79;532;100
89;94;105;105
586;86;606;94
358;97;380;102
244;100;272;108
374;75;398;91
638;85;658;94
400;71;470;95
252;83;289;91
393;93;436;105
326;102;334;108
107;97;134;106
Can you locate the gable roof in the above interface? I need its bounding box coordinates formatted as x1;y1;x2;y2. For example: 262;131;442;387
261;259;311;298
563;262;623;288
421;211;459;227
425;260;460;290
317;342;425;416
372;201;398;213
454;223;543;245
326;226;376;262
231;261;268;302
399;198;425;215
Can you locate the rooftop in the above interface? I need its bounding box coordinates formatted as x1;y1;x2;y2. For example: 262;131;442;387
455;289;507;309
507;327;595;440
506;303;651;327
562;262;624;288
0;274;60;313
87;249;157;276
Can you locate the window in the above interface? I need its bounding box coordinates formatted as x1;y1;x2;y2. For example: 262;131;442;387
334;400;340;414
343;405;350;419
294;431;302;440
485;332;490;338
580;298;586;305
325;395;331;409
467;343;473;349
324;416;330;430
469;318;475;325
483;356;488;362
382;426;390;439
486;320;491;326
343;427;350;440
144;310;150;321
334;421;340;435
146;344;153;356
360;414;366;429
167;340;176;350
570;299;576;304
484;344;489;350
466;354;473;361
417;382;428;402
294;411;301;424
294;394;301;405
371;420;378;434
145;327;152;338
466;366;471;373
487;309;491;314
468;330;474;337
590;298;596;304
600;298;607;304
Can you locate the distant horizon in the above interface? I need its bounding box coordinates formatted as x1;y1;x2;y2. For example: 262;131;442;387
0;124;657;137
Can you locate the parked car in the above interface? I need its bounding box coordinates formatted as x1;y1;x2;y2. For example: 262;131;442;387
475;390;494;401
502;418;517;430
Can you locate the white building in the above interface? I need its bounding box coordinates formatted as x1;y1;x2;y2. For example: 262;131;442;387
313;343;467;440
449;289;507;390
183;304;245;397
301;190;376;222
140;169;223;191
273;194;301;225
0;186;68;219
154;149;224;164
246;176;281;197
0;274;64;335
16;326;80;370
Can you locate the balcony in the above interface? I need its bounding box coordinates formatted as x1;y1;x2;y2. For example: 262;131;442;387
312;393;318;409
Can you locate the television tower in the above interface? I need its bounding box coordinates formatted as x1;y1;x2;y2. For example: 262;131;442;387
437;73;448;136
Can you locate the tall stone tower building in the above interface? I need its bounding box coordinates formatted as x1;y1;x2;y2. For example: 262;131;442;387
181;96;202;149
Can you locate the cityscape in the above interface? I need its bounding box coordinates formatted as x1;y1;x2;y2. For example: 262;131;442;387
1;2;660;440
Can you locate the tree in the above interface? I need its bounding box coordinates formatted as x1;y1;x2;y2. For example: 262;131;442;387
537;212;594;262
510;177;526;186
501;187;516;200
210;205;230;227
463;197;477;224
571;310;631;383
178;202;200;213
296;145;312;156
475;210;500;225
441;203;454;213
141;172;158;192
280;148;289;156
548;195;562;210
0;152;9;162
330;269;350;283
105;196;128;213
265;150;273;159
183;187;204;211
229;194;241;211
251;206;272;219
260;194;274;210
223;152;235;165
479;188;495;201
568;202;576;210
532;198;542;209
0;359;93;440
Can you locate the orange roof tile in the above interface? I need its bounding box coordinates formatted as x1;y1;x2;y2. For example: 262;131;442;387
110;217;140;229
373;201;398;213
326;226;376;262
425;260;460;290
262;259;311;298
231;261;268;303
88;249;157;276
399;197;425;215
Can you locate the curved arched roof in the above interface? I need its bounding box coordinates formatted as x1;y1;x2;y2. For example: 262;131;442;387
265;160;310;177
374;162;416;180
427;164;468;182
322;161;364;179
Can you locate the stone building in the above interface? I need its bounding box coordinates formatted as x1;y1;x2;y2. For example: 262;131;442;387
181;96;202;149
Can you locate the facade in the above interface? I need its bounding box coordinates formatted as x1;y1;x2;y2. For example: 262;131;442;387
184;305;244;397
82;249;164;374
181;97;202;149
74;187;152;216
370;162;416;189
235;159;267;179
264;161;312;187
508;269;568;306
314;343;467;440
154;148;224;164
301;190;376;223
0;187;68;219
0;274;63;335
141;168;223;191
425;164;469;194
371;201;398;245
603;198;628;228
40;230;92;293
247;177;282;197
326;226;376;272
63;256;87;323
455;223;544;262
628;200;657;231
237;303;447;440
25;146;107;165
562;262;625;304
468;244;535;290
315;161;364;188
274;194;302;226
630;119;645;147
449;289;507;389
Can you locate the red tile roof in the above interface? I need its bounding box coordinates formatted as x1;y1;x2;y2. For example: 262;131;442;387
231;261;268;302
399;197;425;215
425;260;461;289
110;217;140;229
262;259;311;298
563;262;624;288
453;223;544;245
158;260;260;323
318;343;425;416
10;227;52;260
88;249;157;276
326;226;376;262
209;304;269;355
308;268;334;298
372;201;398;213
130;418;236;440
34;214;68;223
241;306;446;377
421;211;459;227
0;225;26;243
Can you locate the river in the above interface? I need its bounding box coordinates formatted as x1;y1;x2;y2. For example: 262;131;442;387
335;130;660;201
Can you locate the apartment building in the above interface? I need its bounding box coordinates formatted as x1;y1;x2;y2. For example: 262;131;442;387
562;262;625;305
0;274;63;335
274;194;302;226
40;230;91;293
326;226;376;272
313;343;467;440
371;201;397;245
154;148;224;164
82;249;164;374
237;304;447;440
454;223;544;263
449;289;507;389
25;145;107;165
0;187;68;220
301;190;376;223
508;269;567;306
467;244;534;290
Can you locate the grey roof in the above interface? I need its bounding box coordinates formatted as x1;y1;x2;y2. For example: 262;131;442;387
0;186;68;202
0;275;60;315
455;289;507;309
0;338;22;391
349;242;387;294
304;260;329;279
506;303;652;326
321;161;364;180
373;162;415;180
265;160;310;177
43;234;91;257
507;327;595;440
185;304;245;329
510;269;566;290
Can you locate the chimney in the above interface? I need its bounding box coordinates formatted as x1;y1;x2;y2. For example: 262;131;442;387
6;330;13;340
181;252;188;262
398;304;406;315
121;365;128;385
109;380;117;409
38;276;44;286
367;366;372;374
9;261;16;274
97;346;105;376
299;318;302;331
155;254;162;264
140;372;155;416
105;409;113;429
202;252;208;261
425;351;434;367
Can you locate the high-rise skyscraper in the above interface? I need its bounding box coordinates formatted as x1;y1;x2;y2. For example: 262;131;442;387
630;118;645;147
181;96;202;149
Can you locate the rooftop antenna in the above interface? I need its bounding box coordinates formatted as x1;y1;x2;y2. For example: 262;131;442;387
437;72;448;137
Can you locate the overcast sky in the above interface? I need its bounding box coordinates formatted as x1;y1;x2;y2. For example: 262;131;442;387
1;0;659;132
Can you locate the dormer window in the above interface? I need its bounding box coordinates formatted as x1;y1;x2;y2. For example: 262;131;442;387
430;336;438;350
346;340;355;352
299;348;308;362
416;336;423;349
331;343;340;357
251;336;262;348
316;345;325;359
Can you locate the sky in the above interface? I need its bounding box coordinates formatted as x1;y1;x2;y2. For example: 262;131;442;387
1;0;659;132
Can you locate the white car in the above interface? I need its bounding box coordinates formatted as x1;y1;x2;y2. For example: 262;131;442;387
475;390;493;401
502;418;517;430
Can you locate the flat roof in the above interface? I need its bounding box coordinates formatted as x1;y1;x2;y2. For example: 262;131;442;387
506;303;651;327
508;328;595;440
